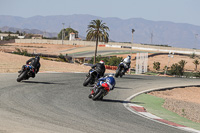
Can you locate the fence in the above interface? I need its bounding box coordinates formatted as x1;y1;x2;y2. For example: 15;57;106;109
135;53;148;74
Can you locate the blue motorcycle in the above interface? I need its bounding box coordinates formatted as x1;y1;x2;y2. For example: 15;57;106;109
17;65;35;82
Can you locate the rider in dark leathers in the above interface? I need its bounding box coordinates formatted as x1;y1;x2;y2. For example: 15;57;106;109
19;56;41;77
91;60;105;78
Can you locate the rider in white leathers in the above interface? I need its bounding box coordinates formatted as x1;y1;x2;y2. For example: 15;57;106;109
121;55;131;73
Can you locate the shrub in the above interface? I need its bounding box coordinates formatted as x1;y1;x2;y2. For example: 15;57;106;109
190;53;196;59
153;61;160;71
89;55;122;66
58;53;68;62
169;63;184;76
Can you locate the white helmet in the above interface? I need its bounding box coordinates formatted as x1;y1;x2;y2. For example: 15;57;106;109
124;56;131;63
99;60;105;64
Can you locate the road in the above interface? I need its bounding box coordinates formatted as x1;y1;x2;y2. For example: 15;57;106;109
68;50;131;57
0;73;199;133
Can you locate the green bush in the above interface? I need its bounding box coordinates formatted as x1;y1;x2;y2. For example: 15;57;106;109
169;63;184;76
183;72;200;78
190;53;196;59
89;55;122;66
153;61;160;71
58;53;68;62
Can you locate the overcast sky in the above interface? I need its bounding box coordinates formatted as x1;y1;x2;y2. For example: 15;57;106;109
0;0;199;26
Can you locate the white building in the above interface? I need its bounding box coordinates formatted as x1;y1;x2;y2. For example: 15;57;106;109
0;33;22;40
69;33;75;41
69;32;81;41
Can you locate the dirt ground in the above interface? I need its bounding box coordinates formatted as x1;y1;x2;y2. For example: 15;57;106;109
149;87;200;123
117;54;200;72
0;43;200;123
0;52;115;73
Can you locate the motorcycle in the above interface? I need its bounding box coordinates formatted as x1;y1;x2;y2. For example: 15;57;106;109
17;65;35;82
83;69;99;86
89;81;109;101
115;62;128;78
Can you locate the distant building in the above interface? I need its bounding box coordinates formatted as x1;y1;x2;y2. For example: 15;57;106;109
69;33;75;40
24;34;43;39
31;35;43;39
0;33;19;40
18;36;25;39
69;32;81;41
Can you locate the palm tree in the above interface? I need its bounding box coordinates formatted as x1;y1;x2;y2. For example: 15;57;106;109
193;59;199;71
86;19;109;64
178;60;187;70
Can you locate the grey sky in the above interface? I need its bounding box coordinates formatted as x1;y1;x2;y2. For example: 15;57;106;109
0;0;199;26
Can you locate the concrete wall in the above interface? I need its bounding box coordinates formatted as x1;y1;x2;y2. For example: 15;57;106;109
15;39;200;55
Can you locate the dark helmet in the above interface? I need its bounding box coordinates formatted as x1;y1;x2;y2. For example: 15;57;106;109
127;55;131;59
35;56;40;61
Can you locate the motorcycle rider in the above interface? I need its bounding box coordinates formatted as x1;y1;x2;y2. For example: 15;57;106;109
91;60;105;78
88;74;116;99
121;55;131;74
19;56;41;78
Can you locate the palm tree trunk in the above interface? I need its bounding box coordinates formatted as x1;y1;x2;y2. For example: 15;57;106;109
94;36;99;64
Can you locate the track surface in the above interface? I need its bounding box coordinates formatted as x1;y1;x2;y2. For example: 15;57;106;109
0;73;199;133
68;50;130;57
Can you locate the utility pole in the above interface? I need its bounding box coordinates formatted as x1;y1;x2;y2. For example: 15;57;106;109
129;29;135;74
151;33;153;44
62;23;65;45
195;34;198;49
164;51;174;75
131;29;135;57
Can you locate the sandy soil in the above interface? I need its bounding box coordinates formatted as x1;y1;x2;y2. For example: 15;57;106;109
149;87;200;123
117;54;200;72
0;52;115;74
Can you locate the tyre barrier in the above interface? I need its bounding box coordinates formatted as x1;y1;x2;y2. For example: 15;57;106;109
105;65;117;70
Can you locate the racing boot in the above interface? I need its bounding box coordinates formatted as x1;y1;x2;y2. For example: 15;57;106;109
88;90;95;99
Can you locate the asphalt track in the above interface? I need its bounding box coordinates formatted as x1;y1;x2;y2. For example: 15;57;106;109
68;50;131;57
0;73;199;133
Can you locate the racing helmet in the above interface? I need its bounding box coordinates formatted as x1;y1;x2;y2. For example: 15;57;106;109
127;55;131;60
124;56;131;63
108;73;114;77
99;60;105;64
35;56;40;61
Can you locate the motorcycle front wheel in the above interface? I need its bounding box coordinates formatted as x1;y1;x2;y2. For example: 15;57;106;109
92;89;104;101
83;76;92;86
115;68;121;78
17;71;27;82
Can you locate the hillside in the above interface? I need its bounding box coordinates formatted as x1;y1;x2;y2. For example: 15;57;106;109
0;14;200;49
